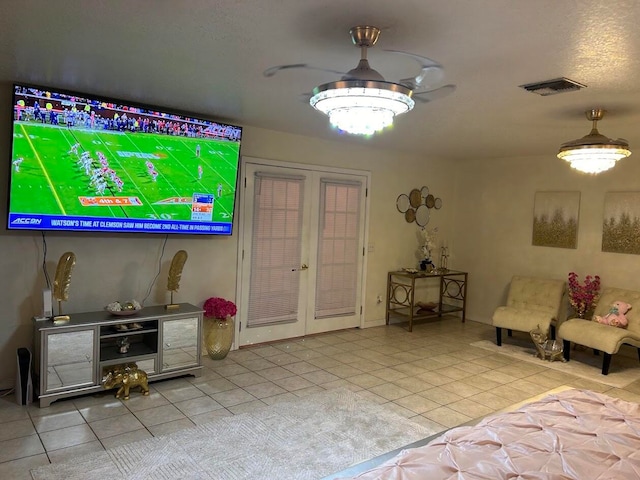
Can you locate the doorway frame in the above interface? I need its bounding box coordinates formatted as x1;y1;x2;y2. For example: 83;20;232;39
234;155;372;348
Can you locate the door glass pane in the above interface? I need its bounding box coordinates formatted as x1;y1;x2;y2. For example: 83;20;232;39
315;180;362;318
248;174;304;327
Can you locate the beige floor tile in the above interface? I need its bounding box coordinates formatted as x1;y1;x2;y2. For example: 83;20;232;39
347;373;387;389
323;364;365;378
28;398;77;418
282;361;321;375
301;370;341;385
158;384;205;403
421;406;473;428
208;364;251;377
192;377;237;395
78;400;130;422
47;440;104;463
147;418;195;436
89;412;145;439
368;383;413;401
173;395;223;416
0;418;36;441
391;377;433;393
447;398;495;419
227;400;268;414
419;386;464;405
0;434;45;463
272;375;316;392
227;371;270;388
266;353;301;366
257;366;297;381
416;371;455;387
32;410;87;433
469;391;519;410
409;415;447;434
123;391;170;412
393;394;440;414
243;381;288;399
38;424;97;451
438;381;484;398
211;388;258;407
101;428;153;449
0;453;50;480
370;367;408;382
134;404;187;427
189;408;234;425
306;356;344;369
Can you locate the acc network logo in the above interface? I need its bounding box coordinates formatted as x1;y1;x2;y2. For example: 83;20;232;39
11;217;42;225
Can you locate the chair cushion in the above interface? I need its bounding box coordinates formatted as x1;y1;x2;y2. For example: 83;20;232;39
492;306;553;332
559;318;640;354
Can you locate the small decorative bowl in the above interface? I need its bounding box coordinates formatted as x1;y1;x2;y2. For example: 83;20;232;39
105;300;143;316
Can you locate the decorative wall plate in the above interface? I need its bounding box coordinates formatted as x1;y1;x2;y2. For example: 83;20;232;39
426;194;436;208
404;208;416;223
415;205;430;227
409;189;422;208
420;186;429;198
396;194;410;213
434;197;443;209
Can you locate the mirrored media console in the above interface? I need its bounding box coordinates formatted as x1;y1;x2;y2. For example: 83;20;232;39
33;303;203;407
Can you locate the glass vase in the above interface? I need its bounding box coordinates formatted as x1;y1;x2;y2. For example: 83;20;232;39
204;316;234;360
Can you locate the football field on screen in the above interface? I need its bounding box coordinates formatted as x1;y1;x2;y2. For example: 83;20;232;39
10;122;240;222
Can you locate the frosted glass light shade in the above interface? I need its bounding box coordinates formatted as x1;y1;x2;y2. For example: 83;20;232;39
310;80;414;136
557;147;631;174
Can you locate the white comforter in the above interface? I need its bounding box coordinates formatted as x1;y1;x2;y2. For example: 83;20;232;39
344;389;640;479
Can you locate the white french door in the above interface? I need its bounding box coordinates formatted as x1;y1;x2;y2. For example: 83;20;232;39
237;159;369;346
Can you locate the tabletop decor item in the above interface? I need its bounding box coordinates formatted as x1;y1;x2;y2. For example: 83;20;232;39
419;226;439;272
567;271;601;318
105;299;143;316
52;251;76;323
166;250;188;309
203;297;237;359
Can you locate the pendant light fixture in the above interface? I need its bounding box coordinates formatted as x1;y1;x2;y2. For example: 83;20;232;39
557;109;631;174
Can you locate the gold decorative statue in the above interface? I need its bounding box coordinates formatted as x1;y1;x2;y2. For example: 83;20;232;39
529;325;565;362
52;251;76;322
166;249;188;309
102;363;150;400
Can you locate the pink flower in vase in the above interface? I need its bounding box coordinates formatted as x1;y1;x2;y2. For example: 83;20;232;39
203;297;237;320
567;272;600;317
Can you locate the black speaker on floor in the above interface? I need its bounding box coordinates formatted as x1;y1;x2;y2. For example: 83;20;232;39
15;348;33;405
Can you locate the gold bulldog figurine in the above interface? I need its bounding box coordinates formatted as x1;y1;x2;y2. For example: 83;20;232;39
102;363;150;400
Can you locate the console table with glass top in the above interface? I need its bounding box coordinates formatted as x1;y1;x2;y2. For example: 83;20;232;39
386;270;468;332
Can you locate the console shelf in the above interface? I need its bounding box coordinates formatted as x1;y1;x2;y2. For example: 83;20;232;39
33;303;203;407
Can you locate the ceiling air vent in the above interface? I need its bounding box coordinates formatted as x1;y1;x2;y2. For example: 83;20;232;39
519;77;586;96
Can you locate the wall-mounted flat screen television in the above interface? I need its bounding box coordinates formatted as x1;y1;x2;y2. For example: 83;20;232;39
8;83;242;235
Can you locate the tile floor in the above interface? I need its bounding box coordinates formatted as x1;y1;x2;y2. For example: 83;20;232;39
3;316;640;479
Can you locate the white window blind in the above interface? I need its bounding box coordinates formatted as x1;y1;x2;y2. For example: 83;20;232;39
315;179;362;318
247;173;305;327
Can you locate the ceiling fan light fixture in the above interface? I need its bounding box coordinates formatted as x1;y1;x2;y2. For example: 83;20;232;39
310;80;414;135
557;109;631;174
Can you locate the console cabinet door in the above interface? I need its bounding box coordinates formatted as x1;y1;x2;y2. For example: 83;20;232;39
161;317;200;371
44;328;96;392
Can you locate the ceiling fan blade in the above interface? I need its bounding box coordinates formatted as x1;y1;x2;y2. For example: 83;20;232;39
384;49;445;89
263;64;348;78
399;66;445;90
412;84;456;103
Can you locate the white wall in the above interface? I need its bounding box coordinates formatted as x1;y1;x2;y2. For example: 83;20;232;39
452;153;640;324
0;88;456;388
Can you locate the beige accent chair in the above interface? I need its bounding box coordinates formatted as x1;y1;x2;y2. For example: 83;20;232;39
559;287;640;375
492;276;566;347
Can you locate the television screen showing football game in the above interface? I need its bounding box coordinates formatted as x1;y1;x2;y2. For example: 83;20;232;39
8;83;242;235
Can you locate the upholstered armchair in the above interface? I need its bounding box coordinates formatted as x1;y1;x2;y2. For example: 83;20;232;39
492;276;566;346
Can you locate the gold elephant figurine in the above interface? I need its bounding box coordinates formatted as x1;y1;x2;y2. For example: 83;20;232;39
102;363;150;400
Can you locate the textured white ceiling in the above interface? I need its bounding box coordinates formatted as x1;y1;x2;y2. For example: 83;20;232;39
1;0;639;161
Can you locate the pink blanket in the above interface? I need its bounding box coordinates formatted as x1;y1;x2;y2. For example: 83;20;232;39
343;389;640;479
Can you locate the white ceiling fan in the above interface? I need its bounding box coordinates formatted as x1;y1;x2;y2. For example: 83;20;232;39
264;25;455;135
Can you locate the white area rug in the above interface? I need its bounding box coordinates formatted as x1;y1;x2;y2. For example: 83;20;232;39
31;389;437;480
471;339;640;388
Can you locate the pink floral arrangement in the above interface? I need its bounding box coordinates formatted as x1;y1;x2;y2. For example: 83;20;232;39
567;272;601;317
203;297;237;319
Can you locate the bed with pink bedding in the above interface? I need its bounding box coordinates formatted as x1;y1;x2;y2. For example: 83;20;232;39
340;389;640;479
